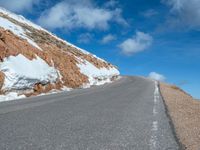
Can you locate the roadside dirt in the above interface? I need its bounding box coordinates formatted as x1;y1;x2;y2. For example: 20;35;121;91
159;83;200;150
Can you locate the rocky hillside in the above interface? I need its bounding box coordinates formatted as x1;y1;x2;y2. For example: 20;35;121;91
0;7;119;100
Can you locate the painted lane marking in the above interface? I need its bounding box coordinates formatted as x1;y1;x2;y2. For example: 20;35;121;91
150;81;160;150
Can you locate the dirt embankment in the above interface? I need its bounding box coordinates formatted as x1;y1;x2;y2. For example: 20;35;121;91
0;13;118;96
159;83;200;150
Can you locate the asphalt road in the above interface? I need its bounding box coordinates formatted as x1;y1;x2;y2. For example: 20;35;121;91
0;76;179;150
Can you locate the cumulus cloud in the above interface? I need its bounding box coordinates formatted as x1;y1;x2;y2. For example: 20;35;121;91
119;31;153;55
38;0;127;30
101;34;116;44
78;33;93;44
0;0;40;13
112;8;129;26
162;0;200;29
148;72;166;81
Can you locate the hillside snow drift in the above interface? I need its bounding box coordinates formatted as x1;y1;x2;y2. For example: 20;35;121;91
0;7;119;101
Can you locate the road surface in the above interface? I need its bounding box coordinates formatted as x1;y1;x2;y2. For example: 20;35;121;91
0;76;179;150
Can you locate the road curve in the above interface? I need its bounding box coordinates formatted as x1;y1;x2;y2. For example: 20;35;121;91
0;76;179;150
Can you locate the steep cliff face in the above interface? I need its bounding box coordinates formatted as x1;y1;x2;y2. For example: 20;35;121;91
0;7;119;100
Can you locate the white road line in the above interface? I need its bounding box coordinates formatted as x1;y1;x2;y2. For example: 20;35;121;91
152;121;158;131
153;107;157;115
150;81;160;150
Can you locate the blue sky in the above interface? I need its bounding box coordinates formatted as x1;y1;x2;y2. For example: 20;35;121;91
0;0;199;98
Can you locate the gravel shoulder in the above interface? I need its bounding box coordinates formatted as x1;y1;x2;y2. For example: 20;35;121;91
159;83;200;150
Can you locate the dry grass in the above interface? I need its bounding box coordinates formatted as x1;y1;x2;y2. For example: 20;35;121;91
160;83;200;150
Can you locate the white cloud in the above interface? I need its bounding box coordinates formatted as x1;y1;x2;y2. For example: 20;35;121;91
78;33;93;44
148;72;166;81
38;0;127;30
162;0;200;29
112;8;129;26
119;31;153;55
101;34;116;44
104;0;119;8
0;0;40;13
142;9;158;18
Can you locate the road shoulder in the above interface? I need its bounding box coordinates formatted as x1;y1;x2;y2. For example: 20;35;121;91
159;83;200;150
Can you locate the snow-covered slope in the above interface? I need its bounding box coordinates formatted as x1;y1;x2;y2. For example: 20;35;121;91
1;54;58;91
0;7;119;101
77;59;119;86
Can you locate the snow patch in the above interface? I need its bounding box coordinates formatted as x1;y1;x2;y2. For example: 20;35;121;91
61;86;72;91
0;92;25;102
0;54;59;91
0;7;43;31
0;16;41;50
77;59;119;87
